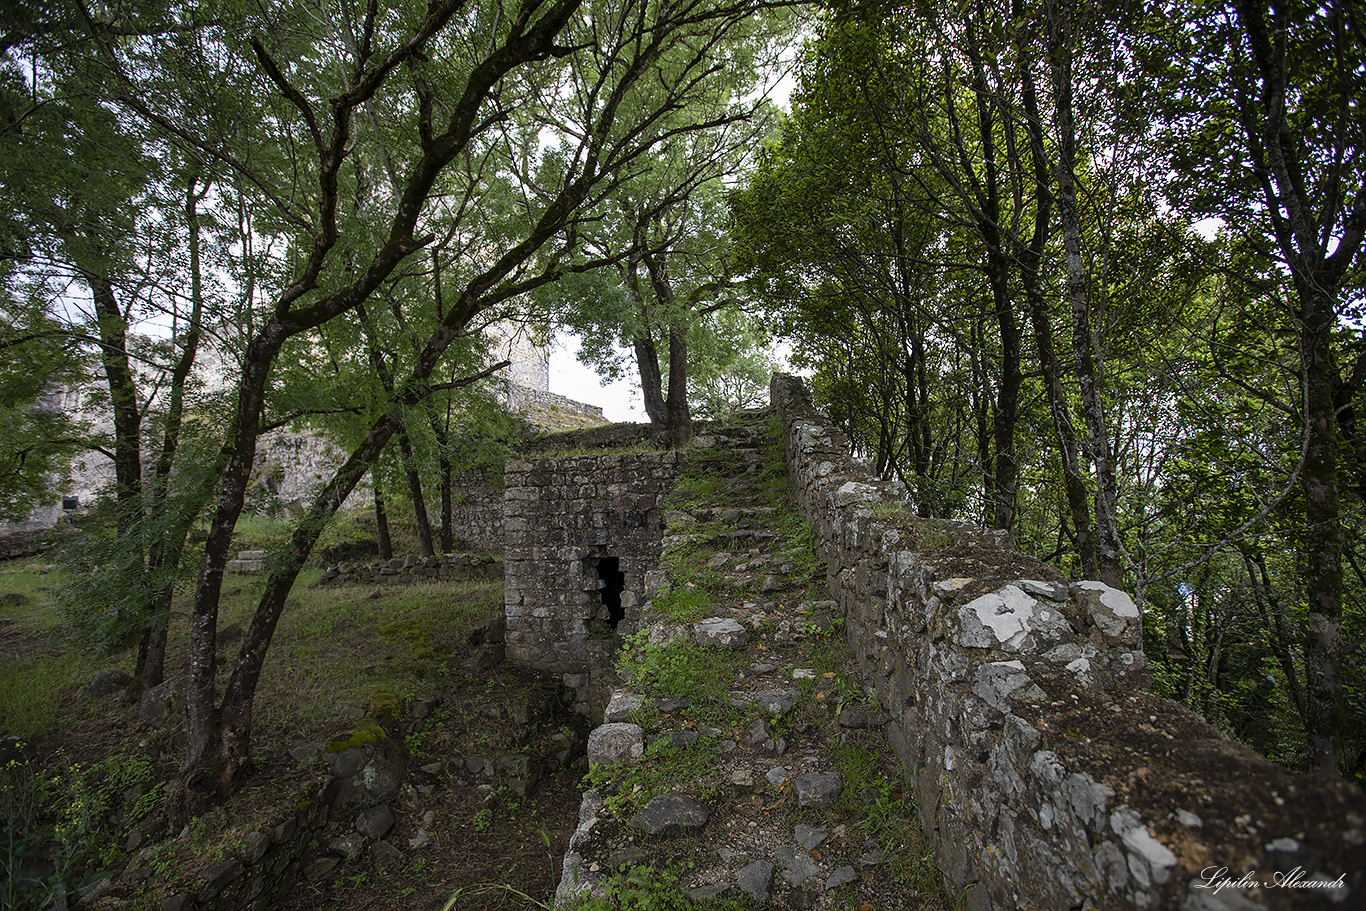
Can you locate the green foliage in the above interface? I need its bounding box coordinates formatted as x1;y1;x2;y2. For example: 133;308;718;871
562;862;752;911
1;749;159;911
616;632;729;705
831;744;938;894
0;300;86;522
653;587;714;624
585;733;721;823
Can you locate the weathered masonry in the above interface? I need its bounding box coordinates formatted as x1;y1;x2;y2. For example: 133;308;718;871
502;377;1364;910
503;451;680;715
769;374;1365;911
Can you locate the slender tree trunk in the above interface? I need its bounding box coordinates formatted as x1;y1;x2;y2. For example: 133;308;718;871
986;253;1019;533
970;312;994;523
183;321;288;799
374;472;393;560
1242;549;1308;724
89;272;154;674
1015;28;1097;576
634;334;668;427
1299;294;1345;773
89;276;143;520
641;250;692;448
1231;0;1364;774
623;256;668;427
437;449;454;555
664;322;692;447
963;11;1019;531
139;178;211;691
205;357;506;794
1047;1;1122;586
398;428;436;558
356;302;435;557
172;0;618;802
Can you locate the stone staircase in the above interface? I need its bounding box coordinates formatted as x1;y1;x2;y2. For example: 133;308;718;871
555;411;944;909
225;549;266;573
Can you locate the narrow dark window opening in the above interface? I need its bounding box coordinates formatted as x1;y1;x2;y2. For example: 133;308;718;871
598;557;626;628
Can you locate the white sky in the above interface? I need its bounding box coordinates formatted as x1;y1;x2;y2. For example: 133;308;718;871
549;331;648;422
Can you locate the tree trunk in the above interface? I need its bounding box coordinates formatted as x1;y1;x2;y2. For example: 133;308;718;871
438;451;454;555
89;276;143;520
183;321;288;800
970;312;994;524
961;12;1019;532
213;418;402;795
1231;0;1363;775
429;400;455;554
193;356;507;799
634;334;668;427
1299;293;1345;773
398;428;436;558
139;177;211;692
644;251;691;448
1047;1;1122;586
1015;28;1097;577
374;472;393;560
664;322;692;447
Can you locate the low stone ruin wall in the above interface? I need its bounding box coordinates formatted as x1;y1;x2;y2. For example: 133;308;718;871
770;374;1365;911
0;527;74;561
146;778;335;911
508;381;607;432
318;553;502;587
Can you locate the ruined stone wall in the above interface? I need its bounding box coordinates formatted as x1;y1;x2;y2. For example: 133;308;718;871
508;381;607;432
153;779;335;911
448;468;506;551
317;553;502;587
770;374;1364;911
503;452;679;715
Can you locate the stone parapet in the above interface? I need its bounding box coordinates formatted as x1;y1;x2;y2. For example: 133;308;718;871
770;373;1365;911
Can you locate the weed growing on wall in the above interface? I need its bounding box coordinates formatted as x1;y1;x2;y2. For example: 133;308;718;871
831;738;939;894
617;632;725;703
0;748;162;910
653;586;712;623
585;735;721;821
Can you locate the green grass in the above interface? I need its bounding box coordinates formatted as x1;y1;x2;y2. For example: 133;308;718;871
831;739;942;896
250;575;503;739
653;586;714;623
0;565;66;633
526;442;663;460
616;632;734;705
0;563;115;739
0;651;106;739
586;734;722;821
564;862;754;911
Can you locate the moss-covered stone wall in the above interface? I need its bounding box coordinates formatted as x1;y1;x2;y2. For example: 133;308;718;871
771;373;1364;911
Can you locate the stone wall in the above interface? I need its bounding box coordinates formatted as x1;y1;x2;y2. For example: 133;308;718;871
508;381;607;432
317;553;502;587
503;451;680;716
151;779;334;911
448;468;506;552
770;374;1365;911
